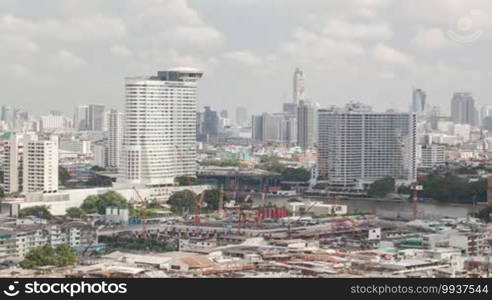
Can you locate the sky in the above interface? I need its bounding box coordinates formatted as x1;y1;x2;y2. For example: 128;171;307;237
1;0;492;117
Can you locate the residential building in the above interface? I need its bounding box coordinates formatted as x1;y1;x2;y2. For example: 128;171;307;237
122;68;202;185
318;103;417;190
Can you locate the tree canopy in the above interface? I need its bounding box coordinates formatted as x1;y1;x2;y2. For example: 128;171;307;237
168;190;196;214
203;189;229;210
59;166;71;186
19;205;53;221
421;173;486;203
20;244;77;269
367;177;395;197
281;168;311;181
81;191;129;214
66;207;86;219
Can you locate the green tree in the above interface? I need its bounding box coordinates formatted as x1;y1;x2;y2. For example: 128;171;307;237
203;189;229;210
175;176;197;186
81;191;128;214
168;190;196;214
66;207;86;219
59;166;71;186
477;206;492;222
19;205;53;221
259;156;285;173
281;168;310;181
421;172;486;203
20;244;77;269
367;177;395;197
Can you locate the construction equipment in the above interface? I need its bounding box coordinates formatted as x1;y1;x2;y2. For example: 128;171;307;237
133;187;148;237
218;185;224;218
194;191;205;226
411;183;423;220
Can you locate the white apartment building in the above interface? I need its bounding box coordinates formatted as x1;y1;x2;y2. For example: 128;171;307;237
107;109;124;169
2;133;58;194
418;144;446;168
122;68;203;185
59;139;91;154
22;136;59;194
318;103;417;190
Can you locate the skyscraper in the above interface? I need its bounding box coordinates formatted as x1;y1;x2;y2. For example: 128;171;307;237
201;106;219;142
88;104;106;131
451;92;478;126
108;109;124;169
122;68;203;185
412;88;426;115
297;100;317;150
293;67;305;104
318;103;417;190
74;105;89;131
251;113;296;144
235;106;249;127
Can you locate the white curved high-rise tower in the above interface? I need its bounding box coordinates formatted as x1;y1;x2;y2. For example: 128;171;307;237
293;67;305;104
122;68;203;185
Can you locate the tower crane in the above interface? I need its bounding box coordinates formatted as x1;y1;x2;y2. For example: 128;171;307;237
132;187;148;237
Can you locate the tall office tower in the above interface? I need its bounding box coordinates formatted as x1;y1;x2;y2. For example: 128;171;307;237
88;104;106;131
251;115;264;141
412;88;427;116
1;106;12;129
318;103;417;190
297;100;317;150
428;106;441;130
2;133;58;194
219;109;228;119
235;106;249;127
451;92;478;126
283;103;298;115
251;113;296;144
107;109;124;169
74;105;89;131
122;68;203;185
481;105;492;123
201;106;219;142
293;67;305;104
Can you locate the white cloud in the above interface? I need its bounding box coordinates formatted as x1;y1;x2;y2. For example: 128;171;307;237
223;51;263;66
372;43;412;65
57;50;87;70
110;45;133;57
323;19;392;41
412;28;447;50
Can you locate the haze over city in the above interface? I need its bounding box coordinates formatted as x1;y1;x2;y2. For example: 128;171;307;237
2;0;492;115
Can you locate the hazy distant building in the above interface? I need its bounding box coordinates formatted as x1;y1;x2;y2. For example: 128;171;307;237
87;104;106;131
251;113;296;144
412;88;426;116
481;105;492;123
283;103;298;115
451;92;478;126
74;105;89;131
122;68;202;185
107;109;124;169
200;106;219;142
318;103;417;190
235;106;249;127
293;67;305;105
297;100;317;150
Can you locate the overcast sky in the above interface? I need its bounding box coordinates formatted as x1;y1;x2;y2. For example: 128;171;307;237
1;0;492;116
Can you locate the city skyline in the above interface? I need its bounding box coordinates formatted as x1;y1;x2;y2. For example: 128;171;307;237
2;0;492;115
